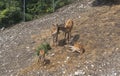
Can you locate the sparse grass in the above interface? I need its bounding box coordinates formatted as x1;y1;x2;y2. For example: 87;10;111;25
36;42;51;56
18;4;120;75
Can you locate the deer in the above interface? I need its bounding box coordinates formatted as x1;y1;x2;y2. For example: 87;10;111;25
68;42;85;54
51;24;59;46
64;19;74;43
38;50;46;65
51;19;74;46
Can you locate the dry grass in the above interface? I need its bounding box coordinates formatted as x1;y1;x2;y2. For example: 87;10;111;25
18;5;120;75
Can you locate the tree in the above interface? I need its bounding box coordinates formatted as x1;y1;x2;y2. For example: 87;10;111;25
0;0;71;28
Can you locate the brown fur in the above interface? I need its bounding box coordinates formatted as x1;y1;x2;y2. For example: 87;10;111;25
69;42;84;54
51;24;59;46
51;24;58;35
64;19;74;43
51;19;74;46
39;50;45;63
65;19;73;30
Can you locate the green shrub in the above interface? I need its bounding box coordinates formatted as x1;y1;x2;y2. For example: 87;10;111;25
46;7;53;13
0;7;22;28
0;2;5;10
36;42;51;56
25;13;33;21
0;0;72;28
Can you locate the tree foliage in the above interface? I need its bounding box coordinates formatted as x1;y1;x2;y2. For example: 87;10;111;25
0;0;71;28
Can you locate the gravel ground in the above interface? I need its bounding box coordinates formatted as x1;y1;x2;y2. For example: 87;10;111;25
0;0;120;76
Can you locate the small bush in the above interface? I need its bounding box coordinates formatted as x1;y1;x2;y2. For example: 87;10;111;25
0;2;5;10
25;13;33;21
46;7;53;13
0;7;22;28
36;42;51;56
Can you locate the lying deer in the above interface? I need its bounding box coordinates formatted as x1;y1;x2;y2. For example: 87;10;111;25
68;42;85;54
51;19;74;45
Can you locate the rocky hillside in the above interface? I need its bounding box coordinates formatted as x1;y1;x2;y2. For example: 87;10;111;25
0;0;120;76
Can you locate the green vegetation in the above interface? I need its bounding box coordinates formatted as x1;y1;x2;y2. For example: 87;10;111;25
0;0;71;28
36;42;51;56
0;7;22;28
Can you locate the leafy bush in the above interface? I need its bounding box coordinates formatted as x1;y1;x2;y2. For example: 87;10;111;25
0;0;72;28
0;7;22;28
46;7;53;13
0;1;5;10
25;13;33;21
36;42;51;56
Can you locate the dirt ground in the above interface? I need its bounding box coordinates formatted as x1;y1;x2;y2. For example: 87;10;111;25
0;0;120;76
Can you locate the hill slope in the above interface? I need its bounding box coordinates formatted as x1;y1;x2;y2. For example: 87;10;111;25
0;0;120;76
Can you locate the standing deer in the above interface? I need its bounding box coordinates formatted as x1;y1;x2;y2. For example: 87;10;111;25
51;19;74;46
51;24;59;46
64;19;74;43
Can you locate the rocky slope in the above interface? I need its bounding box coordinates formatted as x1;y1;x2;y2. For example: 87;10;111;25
0;0;120;76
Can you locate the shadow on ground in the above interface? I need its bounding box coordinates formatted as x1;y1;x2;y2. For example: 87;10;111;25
92;0;120;6
70;34;80;45
58;34;80;46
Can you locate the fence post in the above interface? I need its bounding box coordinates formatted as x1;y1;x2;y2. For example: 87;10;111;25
23;0;26;22
53;0;55;12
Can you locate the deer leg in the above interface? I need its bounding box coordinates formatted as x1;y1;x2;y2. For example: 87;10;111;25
68;32;70;44
66;32;69;44
52;36;54;46
64;32;67;39
39;55;44;62
70;31;71;38
53;35;55;46
56;33;58;45
39;54;46;65
53;34;57;46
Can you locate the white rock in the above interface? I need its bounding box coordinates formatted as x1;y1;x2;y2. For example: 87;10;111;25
37;72;40;74
74;70;85;75
51;53;55;56
116;48;119;51
91;64;94;68
79;16;81;18
66;56;70;60
63;71;66;74
83;71;85;74
1;27;5;31
16;54;19;58
75;71;79;75
114;72;117;76
26;47;30;49
79;4;84;8
99;70;102;72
